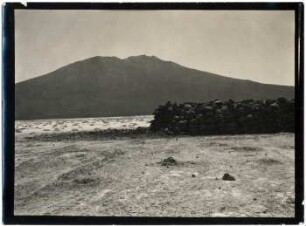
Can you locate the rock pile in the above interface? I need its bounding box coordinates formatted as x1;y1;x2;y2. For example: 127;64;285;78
150;98;294;135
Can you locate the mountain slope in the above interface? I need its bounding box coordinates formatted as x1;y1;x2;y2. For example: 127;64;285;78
15;55;294;120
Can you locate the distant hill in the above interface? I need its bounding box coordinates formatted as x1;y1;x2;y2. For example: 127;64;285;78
15;55;294;120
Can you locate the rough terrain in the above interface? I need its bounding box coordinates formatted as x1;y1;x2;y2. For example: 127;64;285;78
15;128;294;217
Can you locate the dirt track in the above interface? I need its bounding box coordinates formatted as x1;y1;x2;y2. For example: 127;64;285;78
15;132;294;217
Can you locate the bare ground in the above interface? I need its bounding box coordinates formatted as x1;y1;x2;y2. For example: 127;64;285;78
15;132;294;217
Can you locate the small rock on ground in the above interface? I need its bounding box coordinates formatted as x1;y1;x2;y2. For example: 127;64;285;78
222;173;236;181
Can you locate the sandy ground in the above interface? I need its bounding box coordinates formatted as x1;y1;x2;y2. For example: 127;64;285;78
14;127;294;217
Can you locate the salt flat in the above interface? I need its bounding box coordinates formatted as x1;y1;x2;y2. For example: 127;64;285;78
15;115;153;134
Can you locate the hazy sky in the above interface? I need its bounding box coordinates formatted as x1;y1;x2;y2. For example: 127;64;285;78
15;10;295;85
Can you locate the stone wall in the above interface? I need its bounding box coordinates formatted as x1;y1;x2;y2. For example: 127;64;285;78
150;98;295;135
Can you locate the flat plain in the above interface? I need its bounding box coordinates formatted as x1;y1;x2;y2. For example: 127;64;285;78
15;117;294;217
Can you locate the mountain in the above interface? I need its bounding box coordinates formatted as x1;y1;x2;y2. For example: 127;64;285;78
15;55;294;120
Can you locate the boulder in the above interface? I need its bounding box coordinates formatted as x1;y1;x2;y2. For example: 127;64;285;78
270;102;280;109
222;173;236;181
247;114;253;119
203;106;213;112
214;100;222;106
184;104;192;109
161;157;178;166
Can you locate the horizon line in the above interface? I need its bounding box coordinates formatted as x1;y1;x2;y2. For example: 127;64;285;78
15;54;295;87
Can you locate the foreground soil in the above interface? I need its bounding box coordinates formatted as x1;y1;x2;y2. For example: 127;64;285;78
15;132;294;217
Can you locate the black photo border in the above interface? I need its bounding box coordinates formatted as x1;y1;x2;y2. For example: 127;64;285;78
2;2;304;225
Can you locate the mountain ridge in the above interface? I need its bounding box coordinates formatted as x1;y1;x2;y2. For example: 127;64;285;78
17;55;293;87
15;55;294;120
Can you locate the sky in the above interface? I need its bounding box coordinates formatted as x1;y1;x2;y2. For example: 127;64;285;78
15;10;295;85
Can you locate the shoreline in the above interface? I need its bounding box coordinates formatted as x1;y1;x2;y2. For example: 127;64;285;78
15;115;154;122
